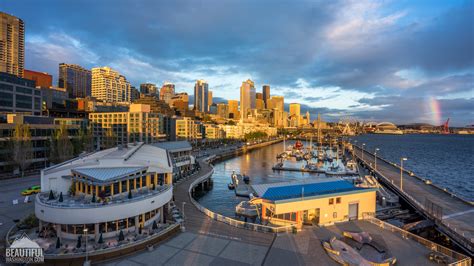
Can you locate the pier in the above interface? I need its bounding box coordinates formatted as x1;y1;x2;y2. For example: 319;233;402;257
352;145;474;256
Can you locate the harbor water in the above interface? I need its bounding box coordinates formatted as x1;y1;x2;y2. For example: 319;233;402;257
353;134;474;202
197;134;474;217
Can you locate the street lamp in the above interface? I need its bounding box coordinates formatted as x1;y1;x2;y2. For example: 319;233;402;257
181;201;186;232
400;157;407;191
374;148;379;171
83;228;90;266
362;143;366;162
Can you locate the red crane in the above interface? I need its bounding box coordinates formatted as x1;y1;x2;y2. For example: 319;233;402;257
442;118;450;134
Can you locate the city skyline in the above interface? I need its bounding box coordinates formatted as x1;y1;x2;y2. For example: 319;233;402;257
1;0;473;126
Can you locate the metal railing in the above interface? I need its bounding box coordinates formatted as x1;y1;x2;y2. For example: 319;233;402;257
362;213;471;266
353;145;474;254
188;165;296;233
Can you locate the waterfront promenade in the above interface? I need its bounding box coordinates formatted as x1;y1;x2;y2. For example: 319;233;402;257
353;145;474;255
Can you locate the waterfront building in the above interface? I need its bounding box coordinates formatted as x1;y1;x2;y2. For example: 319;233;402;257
227;100;239;119
218;124;242;139
0;72;42;115
252;178;376;227
140;83;158;97
0;114;80;173
173;117;203;140
262;85;270;108
160;82;175;104
216;103;228;119
36;143;174;242
58;63;92;98
240;79;256;121
170;92;189;111
217;123;277;139
91;67;131;103
0;12;24;77
154;141;195;181
267;95;284;111
24;69;52;88
289;103;301;127
89;104;167;149
204;123;225;139
194;80;209;113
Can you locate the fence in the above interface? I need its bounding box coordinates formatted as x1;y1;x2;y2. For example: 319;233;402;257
362;214;471;266
188;165;296;233
353;145;474;255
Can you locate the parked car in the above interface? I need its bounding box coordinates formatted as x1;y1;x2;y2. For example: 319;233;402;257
21;185;41;196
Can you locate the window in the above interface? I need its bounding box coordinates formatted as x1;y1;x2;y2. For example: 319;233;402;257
333;212;337;218
336;197;341;204
329;198;334;205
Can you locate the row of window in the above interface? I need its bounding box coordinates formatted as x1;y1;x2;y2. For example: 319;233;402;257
329;197;342;205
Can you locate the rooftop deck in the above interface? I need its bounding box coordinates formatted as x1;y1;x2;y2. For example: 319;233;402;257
37;185;171;209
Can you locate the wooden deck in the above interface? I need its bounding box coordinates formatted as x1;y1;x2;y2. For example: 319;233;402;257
353;145;474;256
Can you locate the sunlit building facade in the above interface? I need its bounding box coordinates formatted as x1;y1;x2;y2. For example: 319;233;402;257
91;67;131;103
0;12;24;77
58;63;92;98
240;79;256;121
194;79;209;113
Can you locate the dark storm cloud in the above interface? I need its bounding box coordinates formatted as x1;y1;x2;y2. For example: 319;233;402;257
2;0;473;124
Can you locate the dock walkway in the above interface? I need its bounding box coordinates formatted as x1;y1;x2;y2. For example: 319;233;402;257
353;145;474;255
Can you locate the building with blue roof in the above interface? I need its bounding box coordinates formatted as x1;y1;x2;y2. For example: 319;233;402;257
251;178;376;227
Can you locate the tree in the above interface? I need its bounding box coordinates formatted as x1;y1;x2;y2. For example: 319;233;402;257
50;124;74;164
58;192;63;202
152;220;158;230
48;190;55;200
91;193;96;203
103;127;117;149
73;126;94;155
128;190;132;199
98;233;104;244
11;124;33;177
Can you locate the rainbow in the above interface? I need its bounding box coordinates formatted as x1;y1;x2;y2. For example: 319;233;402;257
428;97;442;126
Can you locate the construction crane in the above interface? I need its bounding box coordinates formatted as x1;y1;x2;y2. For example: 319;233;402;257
442;118;450;134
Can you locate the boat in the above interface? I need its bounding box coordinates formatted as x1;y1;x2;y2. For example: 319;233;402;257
228;183;235;190
243;174;250;184
374;129;404;135
235;201;258;218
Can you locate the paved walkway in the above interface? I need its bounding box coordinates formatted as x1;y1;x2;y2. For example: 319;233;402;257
354;146;474;252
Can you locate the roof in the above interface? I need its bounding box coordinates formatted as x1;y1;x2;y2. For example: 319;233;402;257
153;141;192;152
258;180;372;201
72;167;147;183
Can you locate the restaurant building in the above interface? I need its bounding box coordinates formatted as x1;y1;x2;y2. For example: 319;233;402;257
35;142;174;242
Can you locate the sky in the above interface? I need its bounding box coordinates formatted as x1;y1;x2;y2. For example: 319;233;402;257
2;0;473;126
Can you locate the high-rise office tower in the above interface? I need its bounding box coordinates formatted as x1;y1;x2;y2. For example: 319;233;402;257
240;79;256;120
140;83;158;96
289;103;301;127
58;63;92;98
91;66;131;102
0;12;24;77
194;79;209;113
216;103;228;119
268;95;284;111
170;92;189;110
227;100;239;119
262;85;270;108
208;90;213;110
160;82;175;104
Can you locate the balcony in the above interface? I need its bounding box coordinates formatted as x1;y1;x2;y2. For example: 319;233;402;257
35;185;173;225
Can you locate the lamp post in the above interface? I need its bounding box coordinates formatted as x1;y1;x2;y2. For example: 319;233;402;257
400;158;407;191
374;148;379;171
362;143;366;162
181;201;186;232
83;228;89;266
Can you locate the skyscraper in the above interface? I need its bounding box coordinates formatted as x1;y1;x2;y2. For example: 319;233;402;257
0;12;24;77
58;63;92;98
289;103;301;127
262;85;270;108
91;66;131;102
208;90;213;110
240;79;256;120
268;95;284;111
194;79;209;113
160;82;175;104
227;100;239;119
140;83;158;96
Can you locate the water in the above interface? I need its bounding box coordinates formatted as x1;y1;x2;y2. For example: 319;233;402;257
352;134;474;201
196;141;340;217
197;135;474;216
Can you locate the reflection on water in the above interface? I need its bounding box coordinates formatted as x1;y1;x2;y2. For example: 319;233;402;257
197;141;330;217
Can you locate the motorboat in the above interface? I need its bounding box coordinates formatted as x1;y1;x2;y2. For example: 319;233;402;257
228;183;235;190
